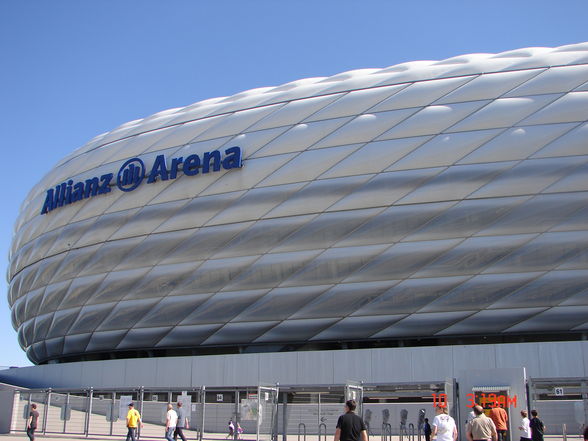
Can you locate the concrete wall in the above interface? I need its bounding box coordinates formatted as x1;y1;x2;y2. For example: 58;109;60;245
1;341;587;390
0;383;18;434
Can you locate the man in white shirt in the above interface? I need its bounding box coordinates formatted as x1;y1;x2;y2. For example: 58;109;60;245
165;403;179;441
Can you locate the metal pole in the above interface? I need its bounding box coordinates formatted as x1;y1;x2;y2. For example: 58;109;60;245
256;387;261;441
85;388;94;437
282;393;288;441
234;390;240;441
582;380;588;434
110;392;116;436
63;393;70;433
138;387;145;440
43;389;52;435
317;393;321;435
273;385;279;441
562;423;567;441
199;386;206;441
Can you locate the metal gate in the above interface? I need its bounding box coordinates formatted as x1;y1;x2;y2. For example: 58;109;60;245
529;378;588;436
257;385;279;441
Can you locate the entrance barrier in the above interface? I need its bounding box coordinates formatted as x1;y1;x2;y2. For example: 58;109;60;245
318;422;327;441
381;423;392;441
297;422;306;441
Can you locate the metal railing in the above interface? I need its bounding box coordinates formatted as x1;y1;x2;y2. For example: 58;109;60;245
297;423;306;441
381;423;392;441
318;422;327;441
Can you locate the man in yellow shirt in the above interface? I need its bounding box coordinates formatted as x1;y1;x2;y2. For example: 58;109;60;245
126;402;143;441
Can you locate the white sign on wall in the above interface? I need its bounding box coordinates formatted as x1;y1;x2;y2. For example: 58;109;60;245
554;387;564;396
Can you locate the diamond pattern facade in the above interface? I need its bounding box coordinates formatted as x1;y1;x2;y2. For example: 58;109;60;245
8;43;588;364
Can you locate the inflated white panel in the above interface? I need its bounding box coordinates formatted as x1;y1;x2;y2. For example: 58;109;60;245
377;101;489;139
436;69;545;104
449;94;561;132
312;109;417;148
519;91;588;124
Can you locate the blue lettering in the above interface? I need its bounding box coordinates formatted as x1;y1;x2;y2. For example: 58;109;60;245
183;154;200;176
84;177;99;198
147;154;169;183
98;173;113;194
222;147;243;170
170;157;183;179
64;180;73;204
41;189;55;214
202;151;221;173
72;182;84;202
41;147;243;215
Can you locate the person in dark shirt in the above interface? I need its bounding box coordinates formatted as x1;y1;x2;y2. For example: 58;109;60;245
424;418;432;441
529;410;546;441
334;400;368;441
27;403;39;441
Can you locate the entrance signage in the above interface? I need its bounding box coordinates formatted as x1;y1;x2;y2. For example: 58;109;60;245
41;146;242;215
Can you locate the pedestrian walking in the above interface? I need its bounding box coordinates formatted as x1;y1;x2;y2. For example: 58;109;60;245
431;405;457;441
26;403;39;441
126;402;143;441
333;400;368;441
226;420;235;439
583;424;588;441
166;403;178;441
529;410;546;441
518;410;531;441
237;422;244;439
174;401;189;441
489;402;508;441
466;405;497;441
424;418;432;441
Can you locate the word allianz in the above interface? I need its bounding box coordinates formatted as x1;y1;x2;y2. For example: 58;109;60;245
41;146;243;215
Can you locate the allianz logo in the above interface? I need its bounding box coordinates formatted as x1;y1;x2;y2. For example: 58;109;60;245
41;146;243;215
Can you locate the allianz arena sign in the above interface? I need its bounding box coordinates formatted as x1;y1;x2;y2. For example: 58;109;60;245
40;146;243;215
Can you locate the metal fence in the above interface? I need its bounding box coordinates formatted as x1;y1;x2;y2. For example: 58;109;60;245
7;379;588;441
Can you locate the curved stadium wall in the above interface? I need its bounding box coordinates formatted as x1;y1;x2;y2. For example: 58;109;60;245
9;43;588;365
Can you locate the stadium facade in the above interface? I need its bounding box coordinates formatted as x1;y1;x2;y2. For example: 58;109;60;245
2;43;588;428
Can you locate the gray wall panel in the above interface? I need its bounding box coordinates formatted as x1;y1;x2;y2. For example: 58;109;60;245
370;348;413;382
452;346;497;373
258;352;298;385
2;342;588;389
537;341;587;377
495;343;541;378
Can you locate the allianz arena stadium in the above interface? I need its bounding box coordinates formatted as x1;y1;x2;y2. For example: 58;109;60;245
9;42;588;366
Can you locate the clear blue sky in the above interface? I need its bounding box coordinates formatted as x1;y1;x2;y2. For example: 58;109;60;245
1;0;586;367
